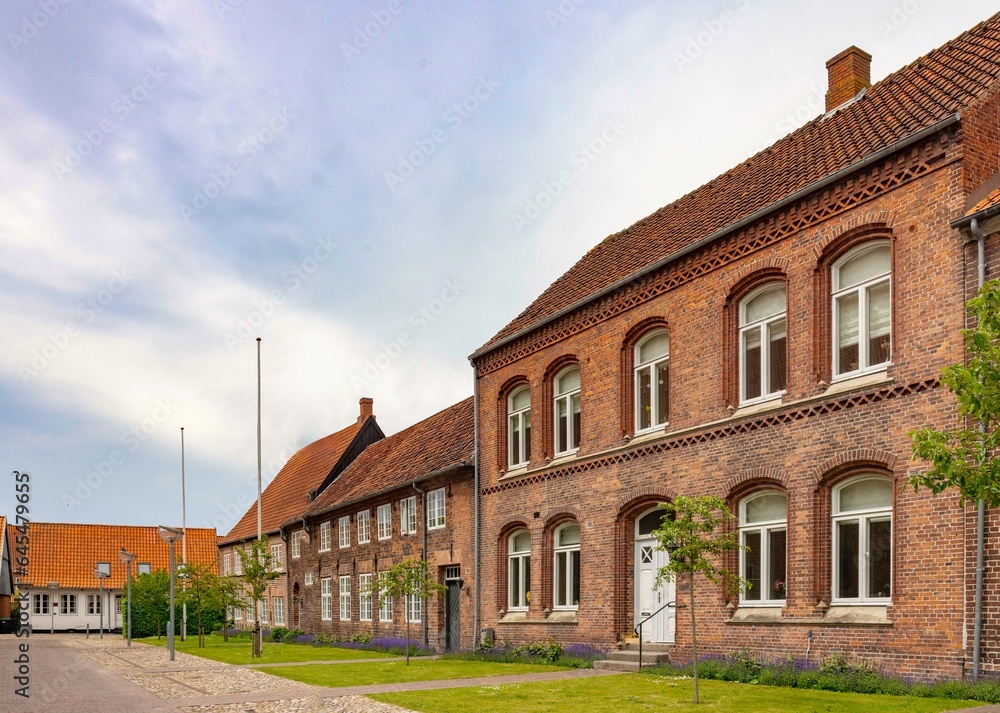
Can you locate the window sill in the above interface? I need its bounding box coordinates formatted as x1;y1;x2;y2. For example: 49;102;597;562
823;605;892;625
728;606;784;623
550;450;579;465
627;427;668;446
545;610;579;624
499;611;528;623
428;525;446;531
826;368;891;395
726;605;893;627
731;395;784;419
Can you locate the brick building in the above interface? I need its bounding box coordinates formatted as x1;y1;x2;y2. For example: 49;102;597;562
10;522;218;633
469;15;1000;680
218;398;383;630
0;517;12;621
285;398;474;651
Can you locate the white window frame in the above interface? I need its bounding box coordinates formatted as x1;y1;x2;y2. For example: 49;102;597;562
359;573;373;622
233;602;242;620
245;595;254;621
60;593;77;615
378;571;393;622
507;386;531;469
357;510;371;544
832;241;892;379
339;575;351;621
634;330;670;433
319;521;332;552
321;577;333;621
87;594;102;615
427;488;446;530
273;596;285;625
233;550;243;575
405;593;422;623
270;543;284;571
400;496;417;535
553;523;580;611
260;597;268;624
291;530;302;559
832;475;893;605
377;503;392;540
738;490;788;606
137;563;151;575
33;594;49;615
223;553;232;576
553;366;581;456
507;529;531;612
304;571;314;586
339;516;351;549
739;284;787;406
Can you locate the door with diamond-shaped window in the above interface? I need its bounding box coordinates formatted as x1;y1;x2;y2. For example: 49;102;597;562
635;509;675;643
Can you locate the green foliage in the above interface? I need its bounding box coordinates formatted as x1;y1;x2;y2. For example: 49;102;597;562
350;631;373;643
911;279;1000;506
369;559;447;665
269;627;305;643
235;536;281;657
127;569;170;638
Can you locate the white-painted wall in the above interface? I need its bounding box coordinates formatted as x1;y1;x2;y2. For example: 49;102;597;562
26;587;123;633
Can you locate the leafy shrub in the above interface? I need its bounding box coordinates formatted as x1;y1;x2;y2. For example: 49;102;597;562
447;639;602;668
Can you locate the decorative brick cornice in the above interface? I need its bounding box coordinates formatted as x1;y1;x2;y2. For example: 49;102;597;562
483;379;938;496
723;466;788;494
809;448;900;486
475;131;954;377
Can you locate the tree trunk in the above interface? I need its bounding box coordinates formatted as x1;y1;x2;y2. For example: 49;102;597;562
690;573;699;704
405;619;411;666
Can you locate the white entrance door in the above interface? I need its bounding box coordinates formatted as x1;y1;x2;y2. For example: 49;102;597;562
634;509;675;643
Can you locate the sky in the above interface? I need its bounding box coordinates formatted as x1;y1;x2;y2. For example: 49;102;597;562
0;0;995;535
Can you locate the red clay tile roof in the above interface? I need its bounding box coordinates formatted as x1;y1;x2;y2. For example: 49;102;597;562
476;12;1000;356
968;186;1000;215
304;398;474;518
9;522;218;590
222;421;363;545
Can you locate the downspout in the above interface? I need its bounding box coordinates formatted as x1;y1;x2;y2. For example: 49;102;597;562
472;363;480;650
412;481;428;647
279;525;290;629
972;217;986;681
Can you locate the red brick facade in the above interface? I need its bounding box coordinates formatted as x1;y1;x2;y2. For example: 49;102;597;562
471;18;1000;681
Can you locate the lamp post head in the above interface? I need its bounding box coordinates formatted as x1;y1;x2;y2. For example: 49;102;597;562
93;570;109;580
119;547;137;565
158;525;183;544
47;581;59;591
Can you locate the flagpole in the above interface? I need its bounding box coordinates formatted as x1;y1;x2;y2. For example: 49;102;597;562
256;337;262;540
181;426;187;642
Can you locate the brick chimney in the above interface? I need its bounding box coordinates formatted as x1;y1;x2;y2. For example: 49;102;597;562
358;397;374;424
825;46;872;112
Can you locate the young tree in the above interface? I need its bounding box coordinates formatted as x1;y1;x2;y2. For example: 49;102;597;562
178;561;219;647
910;279;1000;506
369;559;446;665
236;536;280;658
652;495;745;704
130;569;171;638
215;575;245;643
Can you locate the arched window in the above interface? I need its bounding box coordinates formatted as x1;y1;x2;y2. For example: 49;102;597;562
634;331;669;431
553;523;581;610
508;530;531;611
739;284;786;404
833;476;892;602
739;491;787;604
507;386;531;469
553;366;581;455
833;242;891;377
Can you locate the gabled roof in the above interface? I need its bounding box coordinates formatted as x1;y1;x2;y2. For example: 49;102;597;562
9;522;218;590
303;398;474;519
221;419;376;545
969;186;1000;215
475;12;1000;357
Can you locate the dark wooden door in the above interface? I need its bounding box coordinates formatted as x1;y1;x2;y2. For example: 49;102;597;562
445;581;461;651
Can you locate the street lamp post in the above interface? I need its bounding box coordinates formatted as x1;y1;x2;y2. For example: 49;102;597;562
93;569;109;639
47;582;59;634
158;525;183;661
119;548;137;647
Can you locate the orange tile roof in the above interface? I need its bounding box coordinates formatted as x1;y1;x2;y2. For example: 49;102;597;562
8;522;218;590
968;186;1000;215
476;12;1000;356
221;421;364;545
305;398;474;518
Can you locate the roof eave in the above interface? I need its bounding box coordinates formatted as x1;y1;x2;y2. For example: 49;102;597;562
952;202;1000;230
470;112;962;364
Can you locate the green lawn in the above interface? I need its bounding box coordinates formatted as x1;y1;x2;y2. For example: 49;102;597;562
261;659;562;687
373;675;982;713
137;634;393;665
